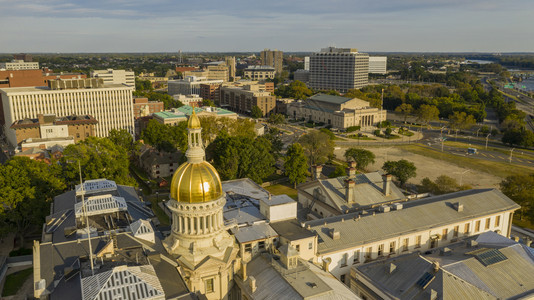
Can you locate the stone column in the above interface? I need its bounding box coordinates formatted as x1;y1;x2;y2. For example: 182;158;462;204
203;216;207;234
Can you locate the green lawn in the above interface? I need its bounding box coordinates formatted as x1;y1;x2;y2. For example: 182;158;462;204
400;144;534;178
265;184;298;200
148;197;170;226
347;135;375;140
2;268;32;297
513;215;534;231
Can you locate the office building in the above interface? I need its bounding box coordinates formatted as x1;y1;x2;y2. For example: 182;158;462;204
168;76;223;96
368;56;387;74
220;83;276;116
244;66;276;80
293;69;310;83
225;56;236;81
309;47;369;92
260;49;283;75
0;60;39;70
13;53;33;62
199;82;221;103
0;69;46;88
304;57;310;71
173;94;203;107
0;78;134;146
287;93;386;129
90;69;135;86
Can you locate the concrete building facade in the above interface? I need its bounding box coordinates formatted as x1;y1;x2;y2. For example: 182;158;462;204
168;76;223;96
309;47;369;92
286;93;386;129
244;66;276;80
90;69;135;86
0;78;134;146
0;60;39;70
260;49;283;75
368;56;387;74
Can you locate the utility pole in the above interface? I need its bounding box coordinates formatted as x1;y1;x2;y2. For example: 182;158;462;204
79;161;94;276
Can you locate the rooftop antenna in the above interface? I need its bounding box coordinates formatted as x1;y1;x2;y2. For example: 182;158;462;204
79;161;94;275
179;50;183;64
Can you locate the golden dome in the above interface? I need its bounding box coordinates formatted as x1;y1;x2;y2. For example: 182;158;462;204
188;109;201;129
170;161;223;203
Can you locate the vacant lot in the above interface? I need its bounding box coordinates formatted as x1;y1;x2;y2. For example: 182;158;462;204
334;145;513;189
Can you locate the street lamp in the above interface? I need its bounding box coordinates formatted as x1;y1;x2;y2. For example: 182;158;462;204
454;170;470;186
485;134;491;150
476;128;481;137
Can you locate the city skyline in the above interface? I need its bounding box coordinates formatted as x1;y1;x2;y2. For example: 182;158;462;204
1;0;533;53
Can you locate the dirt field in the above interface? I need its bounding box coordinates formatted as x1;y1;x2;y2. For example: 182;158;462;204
334;146;502;189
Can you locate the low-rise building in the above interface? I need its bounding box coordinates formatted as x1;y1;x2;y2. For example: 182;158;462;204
368;56;388;75
132;97;164;118
220;83;276;116
90;69;135;86
173;94;203;107
168;76;223;96
287;93;386;129
351;231;534;300
0;59;39;70
305;189;519;284
0;69;46;88
244;66;276;80
138;145;182;179
10;114;97;147
153;105;237;126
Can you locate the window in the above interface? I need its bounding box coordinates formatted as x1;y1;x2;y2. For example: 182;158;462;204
365;247;372;259
296;244;300;252
442;229;448;241
389;241;396;254
415;236;421;248
205;278;214;293
341;253;348;267
76;133;80;138
259;241;265;250
402;238;409;251
245;244;252;253
485;218;491;230
340;274;346;284
308;242;313;250
495;215;501;227
464;223;470;234
453;226;459;238
475;220;481;232
353;250;360;264
378;244;384;256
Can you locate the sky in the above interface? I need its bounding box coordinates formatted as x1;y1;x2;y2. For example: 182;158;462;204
0;0;533;53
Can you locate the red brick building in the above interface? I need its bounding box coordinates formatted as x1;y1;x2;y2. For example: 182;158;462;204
133;97;164;118
199;83;221;103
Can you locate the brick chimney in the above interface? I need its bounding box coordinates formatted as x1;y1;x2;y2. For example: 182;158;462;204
382;174;392;196
346;165;356;177
345;179;355;203
312;165;323;180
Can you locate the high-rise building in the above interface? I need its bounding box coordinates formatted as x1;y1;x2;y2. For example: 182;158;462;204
0;78;134;146
225;56;236;81
309;47;369;92
368;56;387;74
90;69;135;87
260;49;283;75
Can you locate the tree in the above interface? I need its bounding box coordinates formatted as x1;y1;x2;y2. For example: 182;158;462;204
344;148;376;171
502;128;534;147
416;104;440;126
140;119;188;152
329;164;347;178
319;128;336;140
267;113;286;125
0;157;65;246
298;130;334;166
284;143;309;188
202;99;215;107
382;159;417;186
61;137;136;186
275;80;313;100
449;111;476;131
395;103;413;123
500;174;534;221
419;175;471;195
251;105;263;118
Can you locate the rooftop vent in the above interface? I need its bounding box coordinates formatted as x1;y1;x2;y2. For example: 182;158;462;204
329;229;340;240
379;205;390;213
453;202;464;212
388;263;396;274
440;247;452;256
392;203;403;210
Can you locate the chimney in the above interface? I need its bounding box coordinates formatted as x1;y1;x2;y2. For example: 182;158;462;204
37;114;45;125
345;179;355;203
525;238;532;247
433;261;440;272
346;166;356;177
322;257;331;272
382;174;392;196
388;263;396;274
249;276;257;293
349;161;356;168
242;262;248;281
453;202;464;212
312;165;323;180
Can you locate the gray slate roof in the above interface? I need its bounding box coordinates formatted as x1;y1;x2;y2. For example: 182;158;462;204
232;223;279;244
308;93;351;105
306;189;520;254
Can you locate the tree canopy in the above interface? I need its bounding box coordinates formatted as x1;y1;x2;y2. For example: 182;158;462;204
382;159;417;186
344;148;376;171
416;104;440;126
500;174;534;221
419;175;471;195
298;130;334;166
275;80;314;100
284;143;309;188
251;106;263;118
